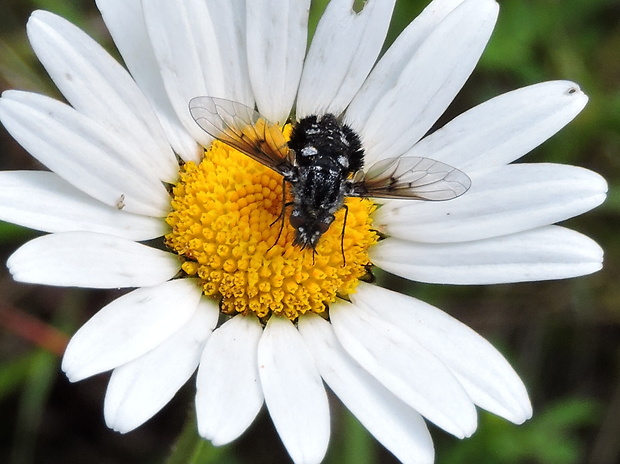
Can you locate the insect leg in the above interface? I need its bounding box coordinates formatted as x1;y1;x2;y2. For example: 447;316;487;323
340;204;349;267
268;176;293;251
268;202;294;251
270;176;290;226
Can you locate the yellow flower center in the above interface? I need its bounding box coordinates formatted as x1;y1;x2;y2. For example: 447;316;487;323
165;126;378;321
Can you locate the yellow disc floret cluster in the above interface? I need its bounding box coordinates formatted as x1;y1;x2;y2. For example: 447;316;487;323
165;132;378;321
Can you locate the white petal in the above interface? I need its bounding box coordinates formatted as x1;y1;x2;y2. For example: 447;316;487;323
257;317;330;464
196;315;264;446
371;226;604;285
347;0;499;165
298;314;434;464
352;283;532;424
95;0;201;162
62;279;201;382
407;81;589;171
330;300;477;438
104;299;219;433
344;0;470;133
0;91;171;217
296;0;396;118
374;163;607;243
246;0;310;123
142;0;226;151
0;171;166;240
202;0;254;107
27;10;178;183
7;232;180;288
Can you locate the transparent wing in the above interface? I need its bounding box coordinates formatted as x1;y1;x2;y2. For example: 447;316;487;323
354;156;471;200
189;97;290;174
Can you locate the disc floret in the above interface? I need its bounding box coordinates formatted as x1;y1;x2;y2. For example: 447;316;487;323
165;138;377;321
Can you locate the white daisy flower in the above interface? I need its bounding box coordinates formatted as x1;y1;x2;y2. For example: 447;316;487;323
0;0;606;463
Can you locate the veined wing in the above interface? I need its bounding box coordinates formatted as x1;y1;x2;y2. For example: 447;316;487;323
354;156;471;200
189;97;290;174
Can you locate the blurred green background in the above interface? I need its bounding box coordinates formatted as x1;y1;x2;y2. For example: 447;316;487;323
0;0;618;463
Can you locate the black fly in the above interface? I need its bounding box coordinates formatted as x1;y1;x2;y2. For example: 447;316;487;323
286;113;364;249
188;97;471;254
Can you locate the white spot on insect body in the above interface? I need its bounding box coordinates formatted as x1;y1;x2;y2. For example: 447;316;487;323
301;146;318;157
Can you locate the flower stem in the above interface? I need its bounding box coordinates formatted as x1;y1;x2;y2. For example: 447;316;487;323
166;407;234;464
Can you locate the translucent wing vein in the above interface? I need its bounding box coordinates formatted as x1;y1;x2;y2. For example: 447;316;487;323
357;156;471;200
189;97;290;173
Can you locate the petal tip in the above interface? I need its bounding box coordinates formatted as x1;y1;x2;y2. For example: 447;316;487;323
61;351;92;383
561;81;589;107
105;415;132;434
61;366;81;384
26;9;54;33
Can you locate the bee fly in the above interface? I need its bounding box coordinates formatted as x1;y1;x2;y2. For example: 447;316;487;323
189;97;471;256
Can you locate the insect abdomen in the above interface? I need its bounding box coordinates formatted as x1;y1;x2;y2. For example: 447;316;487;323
289;114;364;175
